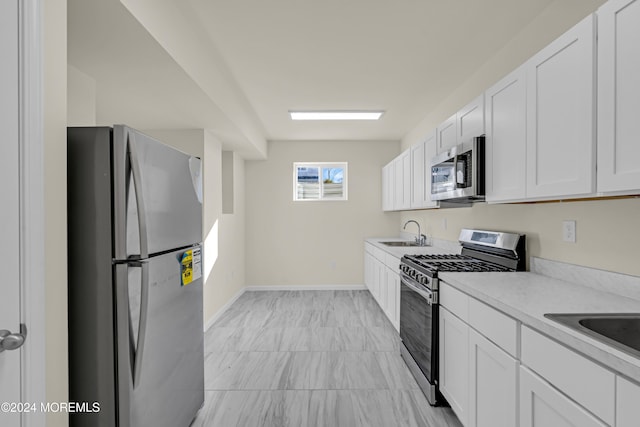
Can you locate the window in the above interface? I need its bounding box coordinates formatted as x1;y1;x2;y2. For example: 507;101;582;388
293;162;348;201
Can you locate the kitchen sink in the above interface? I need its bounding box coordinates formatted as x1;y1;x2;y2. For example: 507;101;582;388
544;313;640;358
380;241;422;247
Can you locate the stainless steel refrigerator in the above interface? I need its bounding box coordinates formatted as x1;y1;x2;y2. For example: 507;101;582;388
67;125;205;427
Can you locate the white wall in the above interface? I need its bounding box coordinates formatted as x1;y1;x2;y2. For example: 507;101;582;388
245;140;400;286
204;147;246;320
399;0;640;277
67;64;96;126
44;0;68;425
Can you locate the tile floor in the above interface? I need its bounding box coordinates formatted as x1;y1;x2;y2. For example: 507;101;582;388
192;290;462;427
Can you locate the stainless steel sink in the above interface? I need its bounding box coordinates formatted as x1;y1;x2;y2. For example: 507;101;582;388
380;241;421;247
544;313;640;358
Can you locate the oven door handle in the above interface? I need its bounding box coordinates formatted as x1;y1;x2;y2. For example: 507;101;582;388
402;276;436;305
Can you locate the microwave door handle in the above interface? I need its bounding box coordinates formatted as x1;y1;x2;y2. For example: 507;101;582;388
453;153;460;187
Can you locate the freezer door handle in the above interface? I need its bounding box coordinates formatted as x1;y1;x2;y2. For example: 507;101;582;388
132;261;149;388
127;130;149;259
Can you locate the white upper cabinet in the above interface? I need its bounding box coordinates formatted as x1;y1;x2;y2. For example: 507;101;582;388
437;113;458;154
485;66;527;202
458;94;485;142
381;163;394;211
410;131;438;209
437;96;485;155
526;14;596;199
597;0;640;193
394;150;411;210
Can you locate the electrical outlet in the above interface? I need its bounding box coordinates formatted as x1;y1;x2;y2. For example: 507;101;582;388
563;220;576;243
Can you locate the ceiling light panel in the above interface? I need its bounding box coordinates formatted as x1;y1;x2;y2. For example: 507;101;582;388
289;111;384;121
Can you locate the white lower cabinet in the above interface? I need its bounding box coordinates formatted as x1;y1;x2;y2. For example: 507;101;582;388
616;376;640;427
363;243;400;331
439;307;469;426
437;283;639;427
385;267;400;331
521;326;615;425
468;329;517;427
520;366;606;427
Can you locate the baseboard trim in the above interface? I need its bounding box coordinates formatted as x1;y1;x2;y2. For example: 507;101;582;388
244;284;367;291
203;287;246;332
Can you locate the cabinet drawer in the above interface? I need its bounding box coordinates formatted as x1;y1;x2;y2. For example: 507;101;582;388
521;326;614;425
440;282;468;323
468;298;518;357
520;366;607;427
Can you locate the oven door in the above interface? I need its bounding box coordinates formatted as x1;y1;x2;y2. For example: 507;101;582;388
399;274;437;386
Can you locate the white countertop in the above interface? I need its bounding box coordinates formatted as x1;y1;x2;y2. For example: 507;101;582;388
365;237;459;259
440;271;640;383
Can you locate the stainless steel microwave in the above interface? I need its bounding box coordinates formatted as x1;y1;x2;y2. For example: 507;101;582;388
430;136;485;203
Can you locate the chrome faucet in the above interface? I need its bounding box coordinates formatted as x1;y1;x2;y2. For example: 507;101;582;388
404;220;427;246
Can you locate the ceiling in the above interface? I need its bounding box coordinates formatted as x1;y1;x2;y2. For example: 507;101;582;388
69;0;562;157
183;0;556;142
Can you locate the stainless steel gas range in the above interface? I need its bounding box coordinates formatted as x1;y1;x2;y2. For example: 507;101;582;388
399;228;526;406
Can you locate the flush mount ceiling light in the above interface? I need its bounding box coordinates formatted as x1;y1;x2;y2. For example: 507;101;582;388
289;111;384;121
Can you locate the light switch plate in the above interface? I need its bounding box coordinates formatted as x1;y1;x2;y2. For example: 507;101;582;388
563;220;576;243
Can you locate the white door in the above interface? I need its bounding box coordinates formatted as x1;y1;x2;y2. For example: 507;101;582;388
439;307;469;426
1;0;24;425
457;94;485;142
597;0;640;193
468;329;518;427
520;367;606;427
437;113;457;153
410;141;426;209
526;14;596;199
485;66;527;202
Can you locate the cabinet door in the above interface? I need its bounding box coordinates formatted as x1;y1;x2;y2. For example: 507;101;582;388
382;163;394;211
439;307;469;425
526;14;596;199
437;114;458;153
617;376;640;427
410;141;426;209
485;66;527;202
394;150;411;210
520;366;606;427
423;131;438;208
374;260;384;306
468;329;517;427
458;94;485;142
597;0;640;193
394;155;402;209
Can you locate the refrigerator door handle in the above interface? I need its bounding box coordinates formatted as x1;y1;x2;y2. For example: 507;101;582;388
127;130;149;259
132;261;150;388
